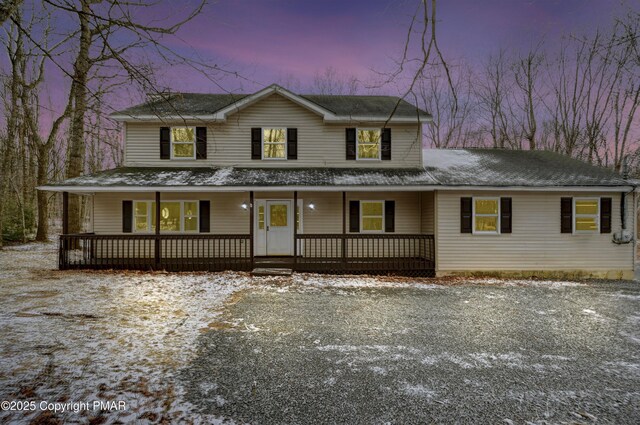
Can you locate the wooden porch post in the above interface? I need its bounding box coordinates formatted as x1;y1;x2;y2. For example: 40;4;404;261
342;191;346;266
293;191;297;268
155;191;161;269
249;191;254;268
62;191;69;235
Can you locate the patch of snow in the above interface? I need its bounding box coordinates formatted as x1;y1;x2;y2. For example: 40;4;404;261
369;366;388;375
611;293;640;301
401;383;436;398
423;149;483;170
0;244;249;423
293;274;441;290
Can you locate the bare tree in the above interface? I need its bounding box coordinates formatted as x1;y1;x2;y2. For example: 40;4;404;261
475;50;520;149
417;63;476;148
0;0;22;25
512;44;545;150
311;67;359;95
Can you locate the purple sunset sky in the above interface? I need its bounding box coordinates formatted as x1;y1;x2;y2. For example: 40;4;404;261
151;0;633;94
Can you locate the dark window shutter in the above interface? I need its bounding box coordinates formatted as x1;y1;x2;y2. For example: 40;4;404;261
287;128;298;160
160;127;170;160
196;127;207;159
199;200;210;233
251;128;262;159
561;197;573;233
500;197;512;234
381;128;391;160
346;128;356;160
461;197;472;233
384;200;395;232
349;200;360;232
600;197;612;234
122;201;133;233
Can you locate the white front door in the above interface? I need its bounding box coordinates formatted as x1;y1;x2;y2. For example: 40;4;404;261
266;200;293;255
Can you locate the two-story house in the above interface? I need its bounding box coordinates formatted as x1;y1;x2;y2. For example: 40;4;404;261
40;84;636;278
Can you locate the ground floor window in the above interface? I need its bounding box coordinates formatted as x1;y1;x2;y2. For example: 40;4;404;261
574;198;599;232
473;197;499;234
360;201;384;232
133;201;199;232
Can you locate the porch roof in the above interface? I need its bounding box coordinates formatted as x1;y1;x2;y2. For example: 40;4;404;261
39;149;632;192
42;167;440;189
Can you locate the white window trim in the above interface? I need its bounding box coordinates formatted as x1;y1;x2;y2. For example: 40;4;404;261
262;127;288;160
472;197;501;235
359;200;385;233
133;200;200;233
356;128;382;161
170;126;196;160
573;197;600;234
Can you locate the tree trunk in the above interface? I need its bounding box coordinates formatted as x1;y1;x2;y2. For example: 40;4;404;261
64;0;92;235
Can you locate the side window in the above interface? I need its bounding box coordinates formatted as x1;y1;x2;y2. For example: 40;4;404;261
574;198;599;232
473;198;499;234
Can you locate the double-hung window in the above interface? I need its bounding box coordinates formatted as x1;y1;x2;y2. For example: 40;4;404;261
574;198;599;232
357;129;381;160
133;201;199;232
263;128;286;159
473;198;499;234
360;201;384;232
171;127;196;159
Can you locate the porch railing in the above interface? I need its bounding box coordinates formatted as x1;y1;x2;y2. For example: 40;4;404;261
295;234;435;277
59;233;435;276
59;233;252;272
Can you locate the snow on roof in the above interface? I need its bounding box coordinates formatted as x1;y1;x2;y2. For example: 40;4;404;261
422;149;629;187
41;149;630;190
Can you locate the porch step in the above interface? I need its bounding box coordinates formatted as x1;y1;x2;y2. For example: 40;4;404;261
251;267;293;276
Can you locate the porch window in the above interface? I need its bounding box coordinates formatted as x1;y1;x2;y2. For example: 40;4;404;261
258;205;265;229
473;198;499;234
171;127;196;159
133;200;199;232
574;198;599;232
357;129;381;160
263;128;286;159
360;201;384;232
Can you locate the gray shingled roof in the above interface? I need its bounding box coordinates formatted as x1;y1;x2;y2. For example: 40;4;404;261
49;167;438;187
423;149;629;186
44;149;631;189
114;93;250;117
112;92;428;120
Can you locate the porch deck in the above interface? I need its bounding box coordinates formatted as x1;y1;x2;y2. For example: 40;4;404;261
59;233;435;277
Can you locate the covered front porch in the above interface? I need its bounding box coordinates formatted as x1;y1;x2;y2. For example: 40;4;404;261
57;189;436;276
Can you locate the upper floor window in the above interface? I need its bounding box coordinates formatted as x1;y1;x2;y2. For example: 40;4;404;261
473;197;499;234
357;129;381;160
171;127;196;159
574;198;599;232
263;128;286;159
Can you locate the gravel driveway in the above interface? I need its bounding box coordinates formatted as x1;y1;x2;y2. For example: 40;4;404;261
180;280;640;424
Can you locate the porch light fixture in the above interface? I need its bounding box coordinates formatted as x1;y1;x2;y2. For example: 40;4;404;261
241;202;248;210
308;202;315;210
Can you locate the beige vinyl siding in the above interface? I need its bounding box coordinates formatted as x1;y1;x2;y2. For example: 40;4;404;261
93;192;248;234
436;191;633;273
124;93;422;168
420;192;434;234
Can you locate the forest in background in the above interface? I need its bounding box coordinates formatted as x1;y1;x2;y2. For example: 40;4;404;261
0;1;638;245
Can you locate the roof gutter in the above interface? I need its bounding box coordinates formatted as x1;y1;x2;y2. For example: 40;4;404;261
38;184;635;193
